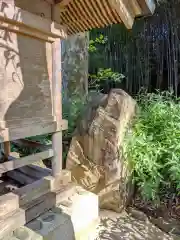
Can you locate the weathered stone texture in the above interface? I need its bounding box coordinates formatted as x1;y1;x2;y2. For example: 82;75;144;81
62;32;89;98
66;89;136;212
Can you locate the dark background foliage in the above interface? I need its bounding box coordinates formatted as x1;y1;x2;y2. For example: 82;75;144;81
89;0;180;95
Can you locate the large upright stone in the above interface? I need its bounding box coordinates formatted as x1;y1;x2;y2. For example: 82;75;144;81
66;89;136;213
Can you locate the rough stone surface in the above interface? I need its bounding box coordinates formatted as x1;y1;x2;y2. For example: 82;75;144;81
95;210;175;240
66;89;136;212
62;32;89;98
150;216;180;238
4;207;179;240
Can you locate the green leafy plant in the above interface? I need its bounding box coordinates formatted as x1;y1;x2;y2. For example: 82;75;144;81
93;68;125;82
63;94;87;139
89;68;125;91
89;34;125;92
124;91;180;201
62;94;87;163
88;34;108;53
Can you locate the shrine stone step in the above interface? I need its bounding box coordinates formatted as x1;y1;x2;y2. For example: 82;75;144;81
0;193;19;219
0;171;71;239
3;186;99;240
0;209;25;240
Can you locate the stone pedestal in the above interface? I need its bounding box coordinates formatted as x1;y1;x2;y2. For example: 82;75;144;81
5;187;99;240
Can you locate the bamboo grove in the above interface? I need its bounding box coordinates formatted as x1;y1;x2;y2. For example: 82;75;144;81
89;0;180;95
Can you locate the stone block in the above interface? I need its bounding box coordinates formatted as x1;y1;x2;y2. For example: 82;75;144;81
13;227;43;240
9;186;99;240
66;89;136;213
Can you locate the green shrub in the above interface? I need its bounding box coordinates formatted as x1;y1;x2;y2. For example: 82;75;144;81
89;68;125;92
124;91;180;201
63;95;87;139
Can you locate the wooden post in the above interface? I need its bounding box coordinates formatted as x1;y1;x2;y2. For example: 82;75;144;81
3;141;11;160
52;39;63;177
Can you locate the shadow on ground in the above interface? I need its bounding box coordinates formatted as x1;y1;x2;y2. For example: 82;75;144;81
95;210;175;240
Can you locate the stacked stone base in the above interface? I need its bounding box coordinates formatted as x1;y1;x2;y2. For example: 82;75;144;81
3;187;99;240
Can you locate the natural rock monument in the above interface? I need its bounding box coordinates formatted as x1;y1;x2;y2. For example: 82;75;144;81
66;89;136;213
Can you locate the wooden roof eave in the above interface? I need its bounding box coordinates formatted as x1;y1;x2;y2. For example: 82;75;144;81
53;0;156;35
